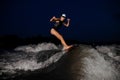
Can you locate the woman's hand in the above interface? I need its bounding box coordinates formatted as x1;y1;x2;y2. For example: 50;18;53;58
53;16;56;19
67;18;70;21
50;16;56;22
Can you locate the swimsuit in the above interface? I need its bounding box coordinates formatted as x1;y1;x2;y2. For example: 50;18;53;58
52;20;65;30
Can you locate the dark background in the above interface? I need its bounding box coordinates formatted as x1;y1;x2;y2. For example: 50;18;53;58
0;0;120;43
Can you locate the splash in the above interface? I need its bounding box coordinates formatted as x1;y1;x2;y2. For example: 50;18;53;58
82;45;120;80
0;43;65;79
14;43;59;53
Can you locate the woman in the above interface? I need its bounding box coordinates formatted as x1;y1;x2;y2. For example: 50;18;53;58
50;14;72;50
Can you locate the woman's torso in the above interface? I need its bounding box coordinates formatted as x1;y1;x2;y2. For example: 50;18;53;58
53;20;64;30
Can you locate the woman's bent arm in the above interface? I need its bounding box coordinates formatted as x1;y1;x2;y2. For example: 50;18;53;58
63;19;70;27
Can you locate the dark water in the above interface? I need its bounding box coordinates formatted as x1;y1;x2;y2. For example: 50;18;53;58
0;43;120;80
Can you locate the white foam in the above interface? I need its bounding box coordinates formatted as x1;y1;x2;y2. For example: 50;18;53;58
83;48;119;80
4;51;65;71
14;43;58;53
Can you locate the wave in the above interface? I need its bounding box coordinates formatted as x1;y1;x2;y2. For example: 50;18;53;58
83;46;120;80
0;43;120;80
0;43;66;79
53;44;120;80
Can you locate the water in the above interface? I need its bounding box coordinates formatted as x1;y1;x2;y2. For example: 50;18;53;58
0;43;120;80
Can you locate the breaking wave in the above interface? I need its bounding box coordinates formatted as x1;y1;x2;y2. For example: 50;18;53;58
0;43;120;80
0;43;66;79
83;46;120;80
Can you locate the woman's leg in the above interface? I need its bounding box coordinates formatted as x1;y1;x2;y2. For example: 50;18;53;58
50;28;68;47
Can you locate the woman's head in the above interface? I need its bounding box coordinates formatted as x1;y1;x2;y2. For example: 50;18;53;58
60;14;66;21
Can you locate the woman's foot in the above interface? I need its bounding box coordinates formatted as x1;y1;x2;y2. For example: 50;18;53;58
63;45;73;50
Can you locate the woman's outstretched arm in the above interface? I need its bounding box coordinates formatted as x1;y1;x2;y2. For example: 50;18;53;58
50;16;60;22
63;19;70;27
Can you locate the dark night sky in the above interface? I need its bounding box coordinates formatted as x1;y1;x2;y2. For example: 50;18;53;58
0;0;120;42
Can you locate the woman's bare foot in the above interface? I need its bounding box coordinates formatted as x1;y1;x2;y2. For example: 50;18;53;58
63;45;73;50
